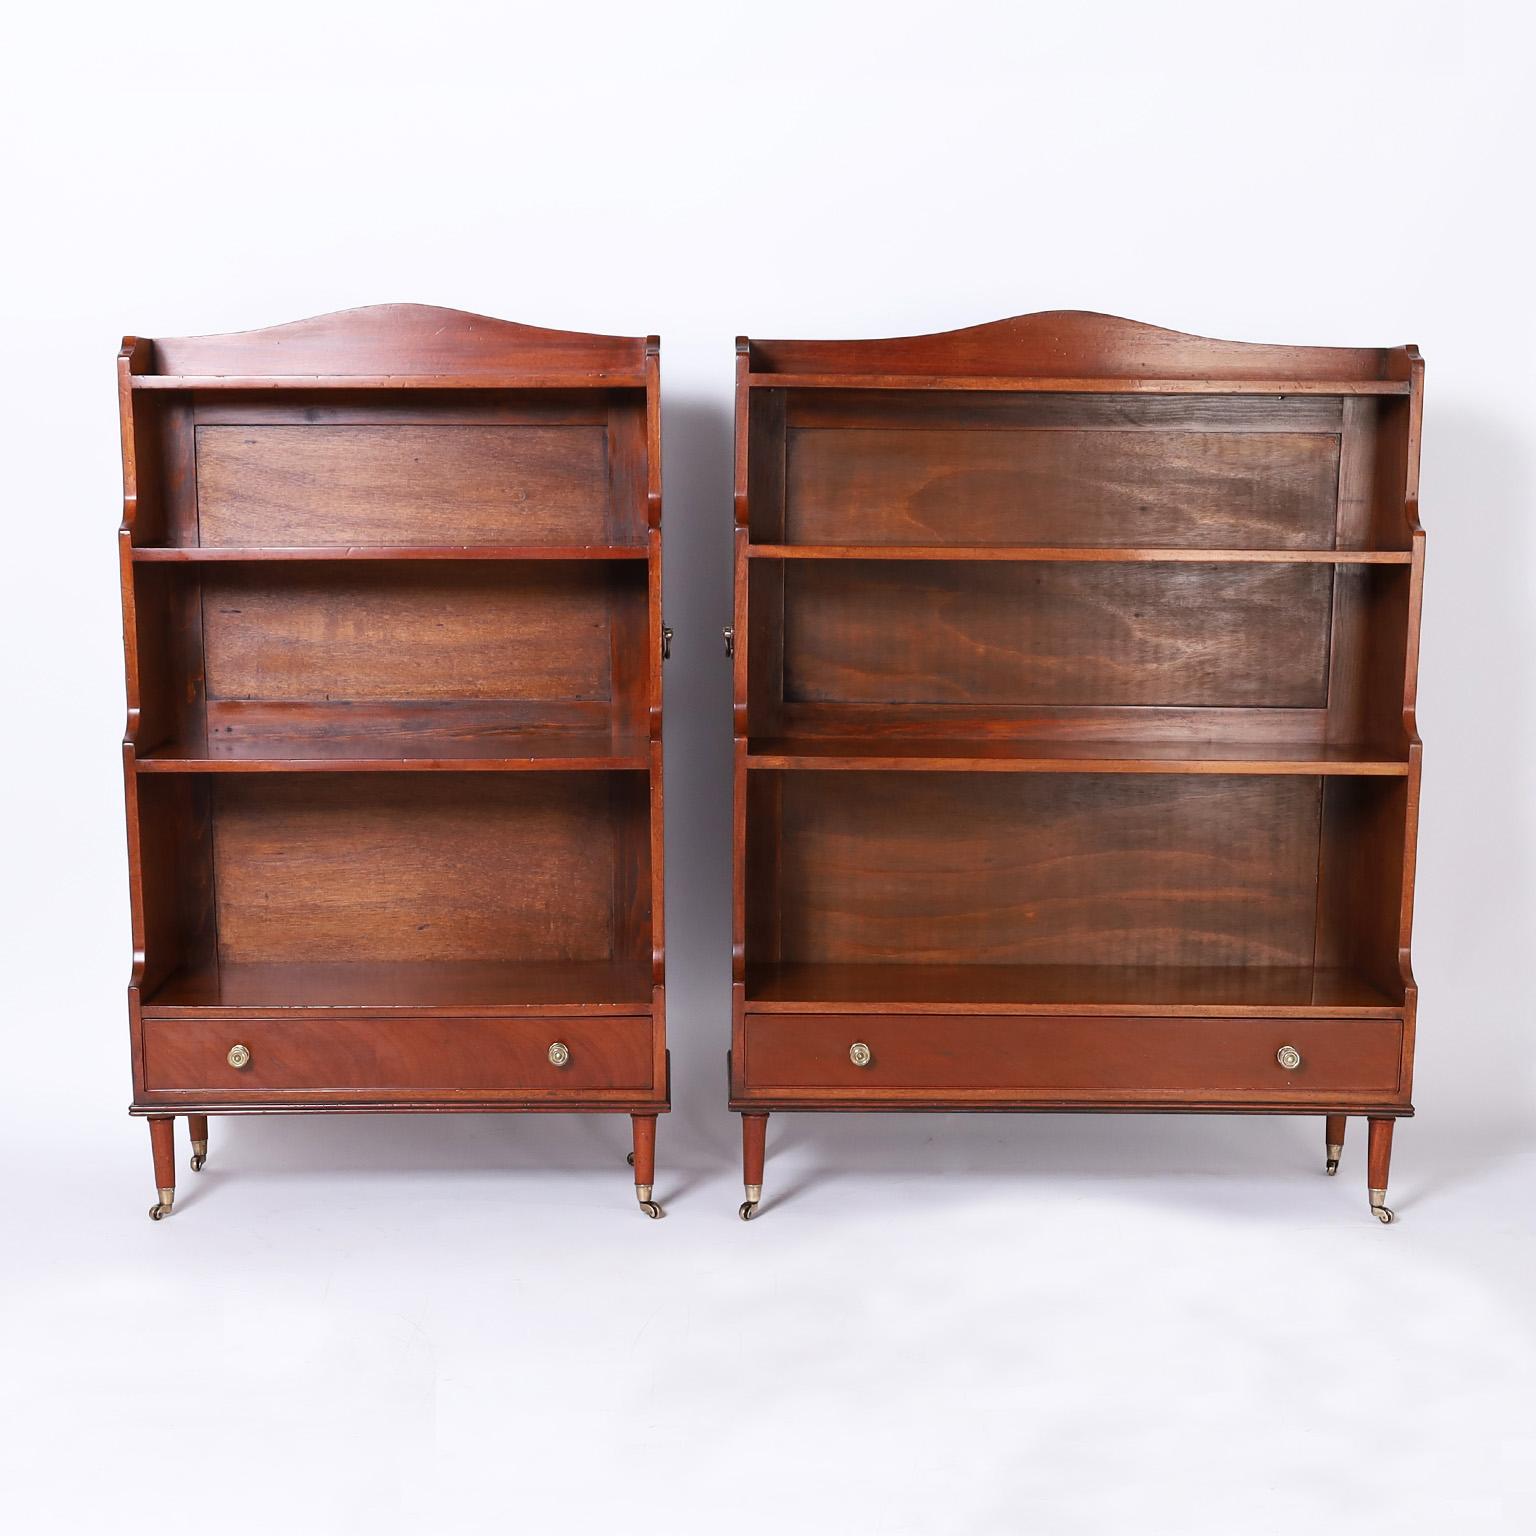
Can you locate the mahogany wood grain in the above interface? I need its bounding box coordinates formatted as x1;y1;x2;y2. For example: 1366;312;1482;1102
743;311;1413;382
199;563;637;706
745;736;1407;775
781;561;1333;708
120;308;668;1208
783;426;1340;550
195;423;610;547
146;304;646;379
148;1116;176;1197
732;313;1425;1214
144;959;653;1013
1368;1116;1395;1192
631;1114;657;1187
210;774;637;965
742;962;1401;1016
133;545;647;562
739;1014;1404;1102
769;772;1324;970
742;1113;768;1186
142;1014;654;1098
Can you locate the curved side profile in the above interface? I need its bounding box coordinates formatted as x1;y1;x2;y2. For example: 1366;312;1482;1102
119;305;668;1218
729;311;1425;1221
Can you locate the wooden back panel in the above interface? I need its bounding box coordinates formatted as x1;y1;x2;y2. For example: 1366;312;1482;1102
767;771;1323;970
782;561;1333;709
200;564;636;704
778;392;1345;549
211;774;648;965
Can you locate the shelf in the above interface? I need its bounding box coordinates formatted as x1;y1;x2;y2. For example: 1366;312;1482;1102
132;544;648;563
136;728;649;773
743;963;1402;1017
748;372;1411;395
745;737;1409;776
132;371;646;391
144;960;653;1013
746;544;1412;564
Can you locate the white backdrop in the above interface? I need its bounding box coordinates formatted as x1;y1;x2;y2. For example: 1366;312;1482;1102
2;3;1532;1531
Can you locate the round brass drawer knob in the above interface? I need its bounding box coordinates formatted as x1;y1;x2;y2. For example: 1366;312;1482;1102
227;1043;251;1070
1276;1045;1302;1071
849;1042;873;1068
548;1041;571;1068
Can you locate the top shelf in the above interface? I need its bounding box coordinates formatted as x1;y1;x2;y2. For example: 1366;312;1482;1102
131;544;648;563
132;371;647;391
746;372;1412;395
746;544;1412;565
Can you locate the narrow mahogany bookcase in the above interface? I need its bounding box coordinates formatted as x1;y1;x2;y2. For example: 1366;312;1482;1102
118;305;668;1219
728;312;1425;1221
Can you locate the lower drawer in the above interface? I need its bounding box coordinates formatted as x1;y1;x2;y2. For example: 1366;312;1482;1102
741;1013;1402;1100
142;1014;655;1098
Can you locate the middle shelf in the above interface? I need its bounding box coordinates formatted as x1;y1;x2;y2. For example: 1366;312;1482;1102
136;716;650;773
744;736;1409;776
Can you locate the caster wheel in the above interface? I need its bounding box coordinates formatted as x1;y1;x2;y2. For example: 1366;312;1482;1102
189;1153;206;1173
1325;1159;1339;1177
148;1202;171;1221
626;1151;635;1167
739;1201;759;1221
638;1200;663;1219
1373;1205;1396;1224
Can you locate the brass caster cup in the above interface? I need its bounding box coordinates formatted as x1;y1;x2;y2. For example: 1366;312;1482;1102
190;1140;208;1173
148;1188;175;1221
739;1183;763;1221
1370;1187;1396;1224
1325;1143;1342;1177
636;1184;664;1219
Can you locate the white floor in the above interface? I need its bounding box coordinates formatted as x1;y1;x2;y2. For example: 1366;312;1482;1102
3;1093;1532;1534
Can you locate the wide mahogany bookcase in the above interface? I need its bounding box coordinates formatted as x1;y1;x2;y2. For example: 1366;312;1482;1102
118;305;667;1219
729;312;1424;1222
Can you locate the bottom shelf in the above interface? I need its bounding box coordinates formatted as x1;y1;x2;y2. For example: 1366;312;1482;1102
144;959;653;1013
743;963;1402;1016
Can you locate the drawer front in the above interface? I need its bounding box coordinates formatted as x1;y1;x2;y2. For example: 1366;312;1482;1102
742;1014;1402;1099
143;1015;654;1098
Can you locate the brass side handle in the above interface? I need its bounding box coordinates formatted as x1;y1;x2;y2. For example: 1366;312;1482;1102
548;1041;571;1068
1276;1045;1302;1071
227;1043;251;1070
661;625;673;661
849;1042;872;1068
723;625;735;658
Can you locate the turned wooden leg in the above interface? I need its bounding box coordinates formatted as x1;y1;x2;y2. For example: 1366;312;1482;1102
148;1117;176;1220
1367;1118;1396;1224
1325;1115;1347;1176
630;1114;662;1219
740;1112;768;1221
188;1114;209;1173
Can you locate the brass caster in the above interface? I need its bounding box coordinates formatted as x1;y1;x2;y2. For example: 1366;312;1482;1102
739;1182;762;1221
190;1140;208;1173
626;1151;635;1167
148;1189;175;1221
1325;1142;1342;1176
1370;1187;1395;1224
636;1184;663;1219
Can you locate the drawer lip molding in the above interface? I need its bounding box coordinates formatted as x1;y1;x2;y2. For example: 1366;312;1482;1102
738;1012;1405;1103
141;1013;656;1102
